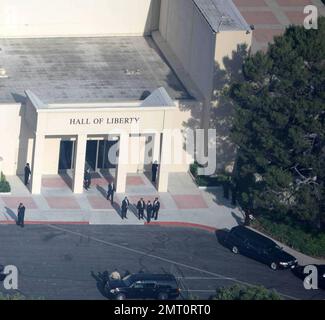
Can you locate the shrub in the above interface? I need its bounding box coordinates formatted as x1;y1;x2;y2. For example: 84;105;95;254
213;284;282;300
252;216;325;258
0;172;11;193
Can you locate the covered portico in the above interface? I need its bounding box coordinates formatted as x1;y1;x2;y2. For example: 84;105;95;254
24;88;176;195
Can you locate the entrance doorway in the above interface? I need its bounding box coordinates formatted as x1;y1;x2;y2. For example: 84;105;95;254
58;140;75;171
85;139;118;172
58;138;118;175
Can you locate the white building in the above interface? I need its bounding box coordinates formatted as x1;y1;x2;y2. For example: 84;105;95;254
0;0;252;194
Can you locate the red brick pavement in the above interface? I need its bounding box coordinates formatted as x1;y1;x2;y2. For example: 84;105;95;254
276;0;314;6
241;11;281;25
285;11;308;25
233;0;267;7
1;197;38;209
172;195;208;210
45;197;80;209
253;28;285;43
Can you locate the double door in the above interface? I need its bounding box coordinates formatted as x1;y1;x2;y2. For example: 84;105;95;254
58;139;118;171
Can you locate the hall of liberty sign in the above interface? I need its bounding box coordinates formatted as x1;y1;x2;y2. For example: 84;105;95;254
69;117;140;126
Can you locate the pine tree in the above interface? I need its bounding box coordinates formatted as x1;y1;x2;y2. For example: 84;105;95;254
230;18;325;230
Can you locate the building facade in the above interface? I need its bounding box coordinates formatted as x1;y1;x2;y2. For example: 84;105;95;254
0;0;252;194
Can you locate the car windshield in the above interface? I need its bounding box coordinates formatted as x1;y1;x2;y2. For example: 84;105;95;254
264;245;279;253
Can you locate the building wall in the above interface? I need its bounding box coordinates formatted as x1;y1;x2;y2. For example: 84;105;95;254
214;30;252;70
0;104;22;175
0;0;161;38
159;0;216;100
43;138;61;175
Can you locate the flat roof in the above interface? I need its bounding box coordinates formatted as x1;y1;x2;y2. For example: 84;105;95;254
193;0;250;32
0;36;190;104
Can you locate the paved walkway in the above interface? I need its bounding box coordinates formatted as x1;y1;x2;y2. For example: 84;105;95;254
0;172;243;230
1;172;324;265
234;0;325;53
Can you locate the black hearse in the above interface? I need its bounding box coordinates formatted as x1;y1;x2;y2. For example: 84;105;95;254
105;273;180;300
224;226;297;270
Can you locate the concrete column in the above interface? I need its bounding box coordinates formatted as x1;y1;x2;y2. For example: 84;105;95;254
115;133;129;193
31;133;45;194
157;110;174;192
73;134;87;194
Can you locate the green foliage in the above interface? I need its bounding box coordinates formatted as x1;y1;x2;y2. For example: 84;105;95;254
230;18;325;231
0;172;11;193
0;293;26;300
190;162;222;187
213;284;282;300
253;216;325;258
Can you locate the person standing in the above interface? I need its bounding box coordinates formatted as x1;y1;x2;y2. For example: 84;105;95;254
151;161;159;184
146;200;153;223
136;198;145;220
121;197;130;220
153;197;160;220
107;182;115;204
17;203;25;228
24;163;31;186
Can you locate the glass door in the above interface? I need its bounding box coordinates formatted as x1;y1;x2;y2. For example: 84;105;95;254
58;140;75;171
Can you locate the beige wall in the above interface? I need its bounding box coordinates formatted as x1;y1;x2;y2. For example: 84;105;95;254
0;0;161;37
215;30;252;70
43;138;60;175
0;104;21;174
159;0;216;100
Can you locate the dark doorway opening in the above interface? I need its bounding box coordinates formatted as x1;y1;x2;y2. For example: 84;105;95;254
59;141;74;170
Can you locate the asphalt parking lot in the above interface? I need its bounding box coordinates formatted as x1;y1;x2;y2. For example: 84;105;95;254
0;224;324;300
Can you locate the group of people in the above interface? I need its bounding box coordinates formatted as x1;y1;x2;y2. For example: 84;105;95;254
120;196;160;222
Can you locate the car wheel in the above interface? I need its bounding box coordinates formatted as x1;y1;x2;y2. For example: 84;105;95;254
116;293;126;300
232;246;239;254
270;262;277;270
157;292;168;300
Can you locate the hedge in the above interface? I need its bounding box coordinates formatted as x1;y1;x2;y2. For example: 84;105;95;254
252;216;325;259
0;172;10;193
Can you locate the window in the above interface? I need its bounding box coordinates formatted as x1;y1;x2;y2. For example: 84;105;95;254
132;281;144;289
143;282;156;289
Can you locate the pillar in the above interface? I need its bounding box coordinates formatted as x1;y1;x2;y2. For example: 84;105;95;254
115;133;129;193
157;132;171;192
73;134;87;194
31;133;45;194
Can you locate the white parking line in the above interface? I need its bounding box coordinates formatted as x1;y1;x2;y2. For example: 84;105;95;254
48;224;300;300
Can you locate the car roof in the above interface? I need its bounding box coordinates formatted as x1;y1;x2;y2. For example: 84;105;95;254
231;226;276;246
130;274;176;282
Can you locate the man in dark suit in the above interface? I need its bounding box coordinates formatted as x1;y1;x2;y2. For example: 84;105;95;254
136;198;145;220
146;201;153;223
17;203;25;228
107;182;115;204
151;161;159;183
24;163;31;186
121;197;130;219
153;197;160;220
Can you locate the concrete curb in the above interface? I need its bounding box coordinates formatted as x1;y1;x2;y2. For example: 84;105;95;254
145;221;217;233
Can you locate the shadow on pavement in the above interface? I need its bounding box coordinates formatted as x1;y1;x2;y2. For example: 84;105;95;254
4;207;17;222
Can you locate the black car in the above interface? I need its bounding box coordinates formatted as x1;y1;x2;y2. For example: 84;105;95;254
224;226;297;270
105;273;180;300
292;264;325;290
